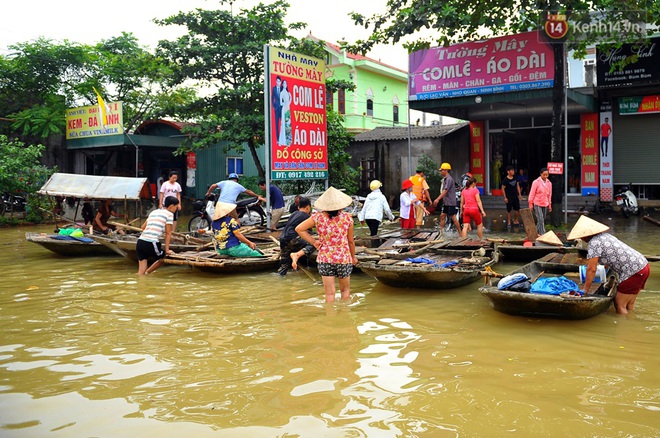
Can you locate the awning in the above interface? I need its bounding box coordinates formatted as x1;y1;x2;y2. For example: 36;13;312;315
37;173;151;200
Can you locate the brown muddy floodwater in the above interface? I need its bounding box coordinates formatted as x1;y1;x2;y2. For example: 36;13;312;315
1;214;659;437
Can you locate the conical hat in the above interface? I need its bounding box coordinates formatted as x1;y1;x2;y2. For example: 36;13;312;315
212;201;237;220
313;187;352;211
536;230;562;246
567;215;610;240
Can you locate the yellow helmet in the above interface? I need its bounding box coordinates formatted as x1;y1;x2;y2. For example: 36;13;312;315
440;162;452;170
369;180;382;191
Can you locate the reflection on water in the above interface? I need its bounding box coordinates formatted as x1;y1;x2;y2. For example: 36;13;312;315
0;218;659;436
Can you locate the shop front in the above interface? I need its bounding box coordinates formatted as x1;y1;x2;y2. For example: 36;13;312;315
409;31;598;199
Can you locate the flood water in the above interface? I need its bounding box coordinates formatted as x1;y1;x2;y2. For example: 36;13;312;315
1;214;659;437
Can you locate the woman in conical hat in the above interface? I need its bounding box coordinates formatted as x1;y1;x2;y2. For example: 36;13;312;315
295;187;358;303
210;201;262;257
568;215;649;314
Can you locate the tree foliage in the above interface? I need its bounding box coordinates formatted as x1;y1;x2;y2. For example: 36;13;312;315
0;34;197;141
349;1;660;56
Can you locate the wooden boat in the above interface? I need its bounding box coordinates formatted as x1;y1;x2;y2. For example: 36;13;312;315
91;233;210;261
25;232;117;257
495;241;579;263
478;252;617;320
358;247;499;289
164;247;280;274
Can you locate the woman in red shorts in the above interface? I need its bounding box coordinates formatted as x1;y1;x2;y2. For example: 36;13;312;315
459;177;486;239
568;215;650;315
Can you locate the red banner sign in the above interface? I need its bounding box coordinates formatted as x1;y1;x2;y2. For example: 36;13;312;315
581;113;599;196
469;121;485;193
547;162;563;174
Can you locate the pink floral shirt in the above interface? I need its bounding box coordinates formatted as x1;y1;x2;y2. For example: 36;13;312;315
312;211;353;264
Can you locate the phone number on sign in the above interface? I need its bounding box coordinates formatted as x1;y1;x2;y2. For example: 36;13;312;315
273;171;328;180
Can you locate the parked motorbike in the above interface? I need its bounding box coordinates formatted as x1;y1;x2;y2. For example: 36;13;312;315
188;194;215;232
236;197;266;226
187;194;266;231
615;183;640;217
1;193;27;214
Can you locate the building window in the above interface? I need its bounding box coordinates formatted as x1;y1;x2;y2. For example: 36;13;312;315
338;89;345;115
366;99;374;117
326;89;334;111
393;105;399;124
227;157;244;176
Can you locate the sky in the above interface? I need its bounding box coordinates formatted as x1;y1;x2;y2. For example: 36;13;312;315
0;0;410;70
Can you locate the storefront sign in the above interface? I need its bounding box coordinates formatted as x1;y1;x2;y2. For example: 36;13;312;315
265;46;327;181
408;30;554;100
65;101;124;139
619;94;660;115
547;162;564;174
581;113;599;196
599;102;613;201
596;36;660;87
469;121;485;194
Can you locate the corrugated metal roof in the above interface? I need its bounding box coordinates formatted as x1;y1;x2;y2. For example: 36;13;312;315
352;122;469;142
37;173;150;200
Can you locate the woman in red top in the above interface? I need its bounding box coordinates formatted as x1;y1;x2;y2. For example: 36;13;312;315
459;177;486;239
296;187;358;303
528;167;552;235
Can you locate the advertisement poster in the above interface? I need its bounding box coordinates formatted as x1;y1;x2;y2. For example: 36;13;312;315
599;102;613;201
596;36;659;88
66;101;123;139
409;31;554;100
469;121;485;193
581;113;599;196
619;94;660;115
266;46;327;181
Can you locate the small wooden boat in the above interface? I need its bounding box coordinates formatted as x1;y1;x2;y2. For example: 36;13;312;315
495;241;579;263
91;233;211;261
358;247;499;289
164;247;280;274
25;232;117;257
478;252;617;320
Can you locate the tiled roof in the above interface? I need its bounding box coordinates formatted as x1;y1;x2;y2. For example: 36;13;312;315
352;122;469;142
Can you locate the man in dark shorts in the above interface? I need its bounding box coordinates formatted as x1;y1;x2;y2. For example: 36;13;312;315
278;197;314;275
568;215;650;315
136;196;179;275
501;165;522;228
432;162;461;233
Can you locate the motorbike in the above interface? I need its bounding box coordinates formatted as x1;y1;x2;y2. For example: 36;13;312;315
188;194;215;232
187;194;266;232
614;183;640;217
0;193;27;214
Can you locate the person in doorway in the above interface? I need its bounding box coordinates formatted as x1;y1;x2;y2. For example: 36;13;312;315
400;179;427;230
136;196;179;275
358;180;395;236
502;165;522;227
258;180;285;231
433;162;461;233
278;196;315;276
528;167;552;235
159;171;182;231
409;167;431;227
568;215;650;315
205;173;266;218
600;117;612;157
156;171;167;198
460;177;486;239
211;201;263;257
517;169;529;196
295;187;358;303
93;199;126;235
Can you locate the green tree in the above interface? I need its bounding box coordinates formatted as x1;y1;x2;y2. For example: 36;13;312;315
0;34;197;142
155;0;310;179
0;135;55;222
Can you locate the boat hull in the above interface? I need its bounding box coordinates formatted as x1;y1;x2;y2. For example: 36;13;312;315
25;232;116;257
164;250;280;274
